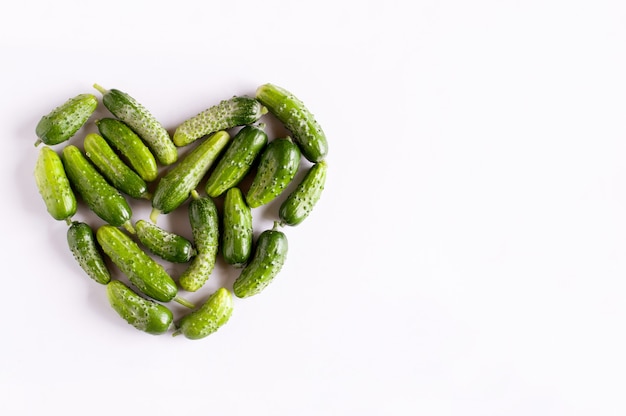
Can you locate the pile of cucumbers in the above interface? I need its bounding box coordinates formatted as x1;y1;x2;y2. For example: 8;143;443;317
34;83;328;339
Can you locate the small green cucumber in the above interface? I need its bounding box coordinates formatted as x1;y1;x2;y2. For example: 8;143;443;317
135;219;195;263
173;96;267;147
61;145;134;233
173;288;233;340
233;222;288;298
107;280;174;335
95;118;158;182
205;124;268;198
34;146;77;222
93;84;178;165
83;133;150;200
35;93;98;146
222;187;252;267
245;138;301;208
255;83;328;162
178;191;219;292
279;161;327;226
150;131;230;222
67;221;111;285
96;225;194;308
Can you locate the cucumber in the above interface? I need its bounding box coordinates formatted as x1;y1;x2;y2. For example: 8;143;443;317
135;219;195;263
173;288;233;340
178;191;219;292
67;221;111;285
34;146;77;222
222;187;252;267
61;145;134;233
96;225;194;308
106;280;174;335
95;118;158;182
233;222;288;298
205;124;268;198
279;161;327;226
255;83;328;162
173;96;266;147
83;133;150;200
93;84;178;165
35;93;98;146
245;138;301;208
150;131;230;222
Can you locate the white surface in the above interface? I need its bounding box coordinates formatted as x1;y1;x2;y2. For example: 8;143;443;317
1;1;626;415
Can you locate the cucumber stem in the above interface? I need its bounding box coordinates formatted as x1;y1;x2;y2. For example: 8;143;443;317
149;208;161;223
34;139;42;147
174;295;195;309
172;330;182;337
260;106;268;115
122;221;136;234
190;189;200;200
92;83;108;95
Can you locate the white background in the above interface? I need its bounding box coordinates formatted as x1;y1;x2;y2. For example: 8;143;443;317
1;1;626;415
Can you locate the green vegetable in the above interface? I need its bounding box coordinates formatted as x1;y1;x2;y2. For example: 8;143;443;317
135;219;195;263
61;145;134;233
173;288;233;340
279;161;327;226
83;133;150;200
245;138;300;208
95;118;158;182
96;225;194;308
255;83;328;162
67;221;111;285
150;131;230;222
34;146;77;222
205;124;268;198
106;280;174;335
35;93;98;146
93;84;178;165
221;187;252;267
173;96;266;147
233;222;288;298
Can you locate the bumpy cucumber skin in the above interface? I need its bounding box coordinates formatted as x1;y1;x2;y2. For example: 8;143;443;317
96;118;158;182
151;131;230;217
233;226;288;298
35;93;98;146
205;125;268;198
173;96;266;147
255;83;328;163
279;161;327;226
135;219;195;263
96;225;178;303
222;187;252;267
84;133;149;200
61;145;133;230
245;138;301;208
178;194;219;292
174;288;233;340
94;85;178;165
34;146;77;221
107;280;173;335
67;221;111;285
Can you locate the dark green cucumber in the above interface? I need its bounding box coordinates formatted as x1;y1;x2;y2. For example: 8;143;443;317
255;83;328;162
150;131;230;222
95;118;158;182
173;96;266;147
107;280;174;335
178;191;219;292
279;161;327;226
222;187;252;267
35;93;98;146
173;288;233;340
93;84;178;165
83;133;150;200
61;145;134;233
233;222;288;298
245;138;301;208
34;146;77;222
205;124;268;198
96;225;194;308
135;219;195;263
67;221;111;285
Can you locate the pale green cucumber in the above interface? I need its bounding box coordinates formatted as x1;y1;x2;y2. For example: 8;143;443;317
34;146;77;222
